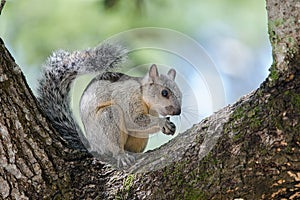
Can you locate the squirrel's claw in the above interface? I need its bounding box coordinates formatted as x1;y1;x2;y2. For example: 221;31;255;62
162;117;176;135
116;153;135;169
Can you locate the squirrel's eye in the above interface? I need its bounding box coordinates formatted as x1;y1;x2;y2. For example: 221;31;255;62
161;89;169;97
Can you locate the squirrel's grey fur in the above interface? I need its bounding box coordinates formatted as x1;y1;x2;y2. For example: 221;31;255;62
37;43;127;151
37;42;182;168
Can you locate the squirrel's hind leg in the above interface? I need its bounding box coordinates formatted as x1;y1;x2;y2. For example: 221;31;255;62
91;105;135;168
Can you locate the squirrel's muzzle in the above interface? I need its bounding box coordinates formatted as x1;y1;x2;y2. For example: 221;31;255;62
165;105;181;115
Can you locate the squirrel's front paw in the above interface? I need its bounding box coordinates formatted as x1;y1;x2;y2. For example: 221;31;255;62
162;117;176;135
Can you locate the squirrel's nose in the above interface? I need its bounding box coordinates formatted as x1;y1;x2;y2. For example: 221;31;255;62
173;108;181;115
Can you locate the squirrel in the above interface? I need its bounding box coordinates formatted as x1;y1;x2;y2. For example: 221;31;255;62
37;42;182;168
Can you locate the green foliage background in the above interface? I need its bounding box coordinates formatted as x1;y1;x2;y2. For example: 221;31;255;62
1;0;267;69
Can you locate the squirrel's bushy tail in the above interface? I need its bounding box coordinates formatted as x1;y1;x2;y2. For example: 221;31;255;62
37;42;127;150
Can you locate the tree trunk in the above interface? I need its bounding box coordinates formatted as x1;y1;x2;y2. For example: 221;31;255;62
0;0;299;199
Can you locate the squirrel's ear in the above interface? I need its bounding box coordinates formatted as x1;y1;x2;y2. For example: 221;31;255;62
167;68;176;80
149;64;159;80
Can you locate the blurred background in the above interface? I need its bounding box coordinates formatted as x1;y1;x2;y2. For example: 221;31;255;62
0;0;272;150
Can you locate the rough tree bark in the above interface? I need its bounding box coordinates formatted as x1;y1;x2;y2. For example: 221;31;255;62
0;0;299;199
